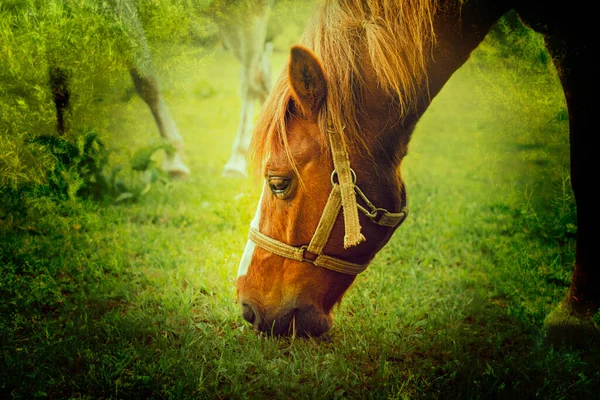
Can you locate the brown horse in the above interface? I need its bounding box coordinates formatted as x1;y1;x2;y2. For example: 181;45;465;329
236;0;596;339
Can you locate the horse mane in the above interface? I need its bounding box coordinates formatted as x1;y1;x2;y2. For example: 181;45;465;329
250;0;439;176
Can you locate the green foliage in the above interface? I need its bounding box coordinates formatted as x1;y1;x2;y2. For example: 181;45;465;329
479;10;551;72
134;0;215;45
0;0;192;195
0;130;174;237
0;0;131;188
267;0;318;51
28;130;111;200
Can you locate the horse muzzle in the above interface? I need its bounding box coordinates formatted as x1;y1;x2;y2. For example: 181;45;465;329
240;300;333;337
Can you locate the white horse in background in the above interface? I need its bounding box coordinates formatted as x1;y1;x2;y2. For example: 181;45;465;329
109;0;191;178
51;0;273;179
119;0;273;178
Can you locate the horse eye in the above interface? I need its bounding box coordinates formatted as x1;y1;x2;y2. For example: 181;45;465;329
268;177;291;198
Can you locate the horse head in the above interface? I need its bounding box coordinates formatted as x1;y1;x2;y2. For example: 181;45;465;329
236;45;408;336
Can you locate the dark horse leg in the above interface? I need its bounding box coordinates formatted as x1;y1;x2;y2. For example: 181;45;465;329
443;2;598;345
544;40;599;344
519;6;599;344
561;40;599;317
418;0;598;345
49;65;70;135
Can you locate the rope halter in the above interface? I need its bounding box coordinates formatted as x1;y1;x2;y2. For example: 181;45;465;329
248;126;409;275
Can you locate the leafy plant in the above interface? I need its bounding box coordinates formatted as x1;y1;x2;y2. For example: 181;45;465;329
29;130;110;200
114;142;174;203
27;129;173;203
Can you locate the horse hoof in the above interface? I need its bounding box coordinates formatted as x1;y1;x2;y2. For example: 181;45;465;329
542;302;599;348
163;157;191;180
222;154;248;178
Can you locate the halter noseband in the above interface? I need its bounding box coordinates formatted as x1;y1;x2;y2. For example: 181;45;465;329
248;126;409;275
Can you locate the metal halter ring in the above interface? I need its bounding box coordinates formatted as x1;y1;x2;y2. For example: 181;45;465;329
330;168;357;186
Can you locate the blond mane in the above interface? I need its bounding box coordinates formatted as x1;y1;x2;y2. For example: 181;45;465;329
250;0;439;175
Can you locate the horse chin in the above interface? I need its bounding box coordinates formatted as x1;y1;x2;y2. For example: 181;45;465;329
292;306;334;337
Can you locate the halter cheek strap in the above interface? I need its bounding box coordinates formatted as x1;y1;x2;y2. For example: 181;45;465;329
327;125;364;248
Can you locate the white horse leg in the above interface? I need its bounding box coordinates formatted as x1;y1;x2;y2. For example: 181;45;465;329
222;40;272;177
257;41;274;104
129;70;190;179
220;8;271;177
113;0;190;179
223;81;255;177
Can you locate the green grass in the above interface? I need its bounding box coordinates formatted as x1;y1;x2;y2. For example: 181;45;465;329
2;16;600;400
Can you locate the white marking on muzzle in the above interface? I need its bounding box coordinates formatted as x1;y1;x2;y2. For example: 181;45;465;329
237;189;264;277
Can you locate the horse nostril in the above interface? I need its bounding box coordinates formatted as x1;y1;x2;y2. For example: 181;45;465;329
241;303;256;324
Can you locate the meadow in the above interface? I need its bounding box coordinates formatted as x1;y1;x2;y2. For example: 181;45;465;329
1;2;599;399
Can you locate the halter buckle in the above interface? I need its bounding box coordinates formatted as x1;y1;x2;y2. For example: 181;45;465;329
300;246;318;263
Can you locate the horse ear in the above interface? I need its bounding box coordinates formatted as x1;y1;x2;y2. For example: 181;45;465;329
288;45;327;121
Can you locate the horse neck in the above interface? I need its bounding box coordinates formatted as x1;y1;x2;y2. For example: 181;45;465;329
356;1;512;166
422;1;513;107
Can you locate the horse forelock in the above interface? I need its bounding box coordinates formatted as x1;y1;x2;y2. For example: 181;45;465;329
250;0;439;176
